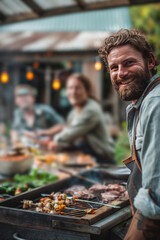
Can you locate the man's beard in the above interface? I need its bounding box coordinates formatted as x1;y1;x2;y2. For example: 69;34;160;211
113;66;151;101
21;105;33;112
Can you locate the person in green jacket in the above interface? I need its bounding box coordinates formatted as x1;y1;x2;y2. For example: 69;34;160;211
11;84;63;144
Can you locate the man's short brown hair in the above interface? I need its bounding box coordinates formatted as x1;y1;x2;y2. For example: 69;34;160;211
99;29;159;75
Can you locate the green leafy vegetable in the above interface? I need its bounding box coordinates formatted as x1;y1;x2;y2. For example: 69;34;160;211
0;169;58;196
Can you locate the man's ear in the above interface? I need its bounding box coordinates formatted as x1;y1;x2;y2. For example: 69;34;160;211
148;52;155;71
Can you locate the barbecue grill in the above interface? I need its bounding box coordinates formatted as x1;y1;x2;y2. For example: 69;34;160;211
0;168;131;240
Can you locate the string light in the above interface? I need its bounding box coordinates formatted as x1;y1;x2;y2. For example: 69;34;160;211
52;78;61;90
46;51;53;57
94;61;102;71
0;71;9;83
35;53;40;59
26;70;34;81
33;62;39;69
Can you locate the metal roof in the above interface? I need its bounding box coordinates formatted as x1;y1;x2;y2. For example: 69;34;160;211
0;0;158;25
0;7;131;32
0;32;110;52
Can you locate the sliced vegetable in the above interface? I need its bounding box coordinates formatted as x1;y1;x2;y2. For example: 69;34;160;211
15;188;22;196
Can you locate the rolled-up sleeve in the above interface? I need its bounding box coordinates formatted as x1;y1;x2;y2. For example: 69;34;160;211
54;109;99;145
134;97;160;219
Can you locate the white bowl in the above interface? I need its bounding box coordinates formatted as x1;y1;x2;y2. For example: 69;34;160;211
0;155;34;175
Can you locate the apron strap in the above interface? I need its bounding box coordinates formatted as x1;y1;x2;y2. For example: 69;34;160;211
132;77;160;172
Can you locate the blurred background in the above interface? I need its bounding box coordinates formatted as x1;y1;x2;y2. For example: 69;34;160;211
0;0;160;164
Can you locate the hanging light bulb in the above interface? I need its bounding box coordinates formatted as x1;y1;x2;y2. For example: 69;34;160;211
1;71;9;83
94;61;102;71
33;62;39;69
52;78;61;90
46;51;53;57
26;69;34;81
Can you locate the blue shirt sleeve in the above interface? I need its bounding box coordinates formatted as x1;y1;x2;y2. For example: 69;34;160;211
134;96;160;219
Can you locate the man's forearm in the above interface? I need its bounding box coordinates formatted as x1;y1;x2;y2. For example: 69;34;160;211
10;130;19;143
38;124;65;136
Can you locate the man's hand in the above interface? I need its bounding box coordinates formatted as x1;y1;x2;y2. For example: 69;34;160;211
10;130;19;144
48;141;59;151
35;130;48;137
23;130;36;139
36;124;65;137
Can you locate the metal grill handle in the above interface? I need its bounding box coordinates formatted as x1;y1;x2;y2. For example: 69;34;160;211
13;233;29;240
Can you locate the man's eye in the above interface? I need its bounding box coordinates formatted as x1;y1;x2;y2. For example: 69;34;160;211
126;61;133;65
111;66;117;70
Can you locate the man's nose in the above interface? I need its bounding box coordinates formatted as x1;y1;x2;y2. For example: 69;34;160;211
117;66;128;79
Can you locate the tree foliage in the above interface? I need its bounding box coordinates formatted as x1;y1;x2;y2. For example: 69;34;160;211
115;122;131;165
130;3;160;74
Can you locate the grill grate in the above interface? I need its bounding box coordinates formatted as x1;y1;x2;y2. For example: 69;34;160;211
18;177;127;218
60;200;100;217
19;196;103;218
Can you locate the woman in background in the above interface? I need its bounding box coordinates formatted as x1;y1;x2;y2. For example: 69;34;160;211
47;73;115;164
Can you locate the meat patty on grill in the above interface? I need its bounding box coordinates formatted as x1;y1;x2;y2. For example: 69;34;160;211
64;185;95;199
65;183;128;202
105;184;126;192
76;189;95;199
101;192;119;203
101;190;129;203
65;185;86;195
88;184;108;194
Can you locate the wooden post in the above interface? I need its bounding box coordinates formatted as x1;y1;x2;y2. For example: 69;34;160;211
10;67;20;118
44;66;51;105
13;67;20;86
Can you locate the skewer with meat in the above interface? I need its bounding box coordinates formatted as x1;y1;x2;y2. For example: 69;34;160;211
22;200;34;209
41;191;121;208
47;193;71;206
22;199;67;214
40;197;52;203
21;197;96;215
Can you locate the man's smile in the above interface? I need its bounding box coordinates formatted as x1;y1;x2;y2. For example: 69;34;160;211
118;78;135;87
